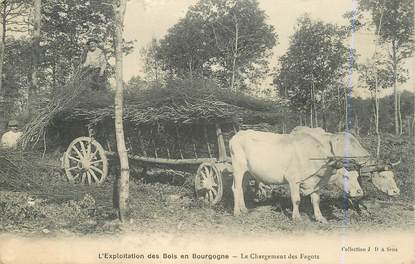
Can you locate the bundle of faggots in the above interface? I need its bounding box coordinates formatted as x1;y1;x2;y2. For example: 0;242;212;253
0;150;55;192
21;78;284;152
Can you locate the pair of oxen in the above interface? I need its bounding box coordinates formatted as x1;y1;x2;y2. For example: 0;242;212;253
229;126;400;223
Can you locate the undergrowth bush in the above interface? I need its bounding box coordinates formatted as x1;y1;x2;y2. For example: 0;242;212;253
359;134;414;202
0;192;45;225
43;194;97;225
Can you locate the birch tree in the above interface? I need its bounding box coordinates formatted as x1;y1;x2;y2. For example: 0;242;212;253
113;0;130;222
275;16;351;130
156;0;276;91
0;0;30;124
29;0;41;112
0;0;30;95
359;0;414;136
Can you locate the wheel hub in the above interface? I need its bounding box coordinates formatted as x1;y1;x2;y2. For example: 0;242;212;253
201;176;213;190
80;158;91;170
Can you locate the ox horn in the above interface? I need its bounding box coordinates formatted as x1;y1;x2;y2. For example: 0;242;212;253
390;159;401;167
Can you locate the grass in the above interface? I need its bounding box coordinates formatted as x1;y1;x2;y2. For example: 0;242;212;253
0;177;413;237
0;133;413;236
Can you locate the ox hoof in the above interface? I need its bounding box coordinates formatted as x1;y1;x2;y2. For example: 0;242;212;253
233;207;248;216
292;214;303;222
315;216;328;224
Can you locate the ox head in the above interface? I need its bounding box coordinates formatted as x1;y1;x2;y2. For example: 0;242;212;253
328;168;364;197
370;160;400;196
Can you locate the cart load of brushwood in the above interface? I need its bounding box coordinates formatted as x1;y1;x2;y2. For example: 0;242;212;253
20;78;285;162
4;77;283;203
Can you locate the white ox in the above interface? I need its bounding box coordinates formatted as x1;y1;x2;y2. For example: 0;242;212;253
230;130;363;223
291;126;400;196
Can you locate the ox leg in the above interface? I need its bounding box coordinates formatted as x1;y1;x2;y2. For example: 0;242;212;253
310;192;328;224
230;138;248;216
288;182;302;221
232;172;248;216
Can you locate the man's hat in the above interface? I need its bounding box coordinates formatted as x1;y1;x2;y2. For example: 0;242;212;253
8;120;19;127
86;38;98;45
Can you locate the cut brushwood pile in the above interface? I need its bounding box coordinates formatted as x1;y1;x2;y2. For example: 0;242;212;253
66;80;284;126
20;69;95;149
0;149;113;204
20;79;284;151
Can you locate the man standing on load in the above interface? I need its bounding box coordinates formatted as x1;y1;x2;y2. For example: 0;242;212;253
82;38;107;90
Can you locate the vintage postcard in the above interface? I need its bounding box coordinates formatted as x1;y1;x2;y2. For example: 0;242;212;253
0;0;413;263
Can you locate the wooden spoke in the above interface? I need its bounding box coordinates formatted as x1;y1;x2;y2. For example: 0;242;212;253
211;188;218;197
90;148;99;160
90;165;104;175
81;172;86;184
86;171;92;184
203;166;210;178
89;169;100;183
68;156;81;163
90;159;103;165
72;145;84;159
68;166;79;171
79;141;87;157
72;173;80;180
195;162;223;206
86;140;92;155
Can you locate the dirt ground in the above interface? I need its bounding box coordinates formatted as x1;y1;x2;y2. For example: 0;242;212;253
1;173;413;237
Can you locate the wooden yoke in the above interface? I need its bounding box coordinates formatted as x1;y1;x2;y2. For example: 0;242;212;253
216;124;228;162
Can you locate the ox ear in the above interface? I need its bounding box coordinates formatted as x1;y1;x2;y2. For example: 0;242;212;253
327;172;339;184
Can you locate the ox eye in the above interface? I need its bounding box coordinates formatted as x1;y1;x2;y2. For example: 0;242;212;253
343;175;349;180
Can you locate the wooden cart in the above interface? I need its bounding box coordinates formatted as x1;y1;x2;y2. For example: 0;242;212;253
61;124;233;205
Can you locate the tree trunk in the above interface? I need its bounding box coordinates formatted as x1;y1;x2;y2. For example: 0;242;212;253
375;68;381;159
0;39;3;99
322;91;327;130
0;5;7;129
0;4;6;99
30;0;42;112
412;93;415;144
354;113;360;136
398;91;402;135
230;17;238;91
312;80;318;128
114;0;130;222
344;84;349;131
392;43;399;136
52;58;56;91
309;108;313;128
0;3;7;99
309;84;314;128
188;57;193;85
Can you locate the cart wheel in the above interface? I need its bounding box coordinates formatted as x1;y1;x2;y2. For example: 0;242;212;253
195;162;223;205
62;137;108;185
